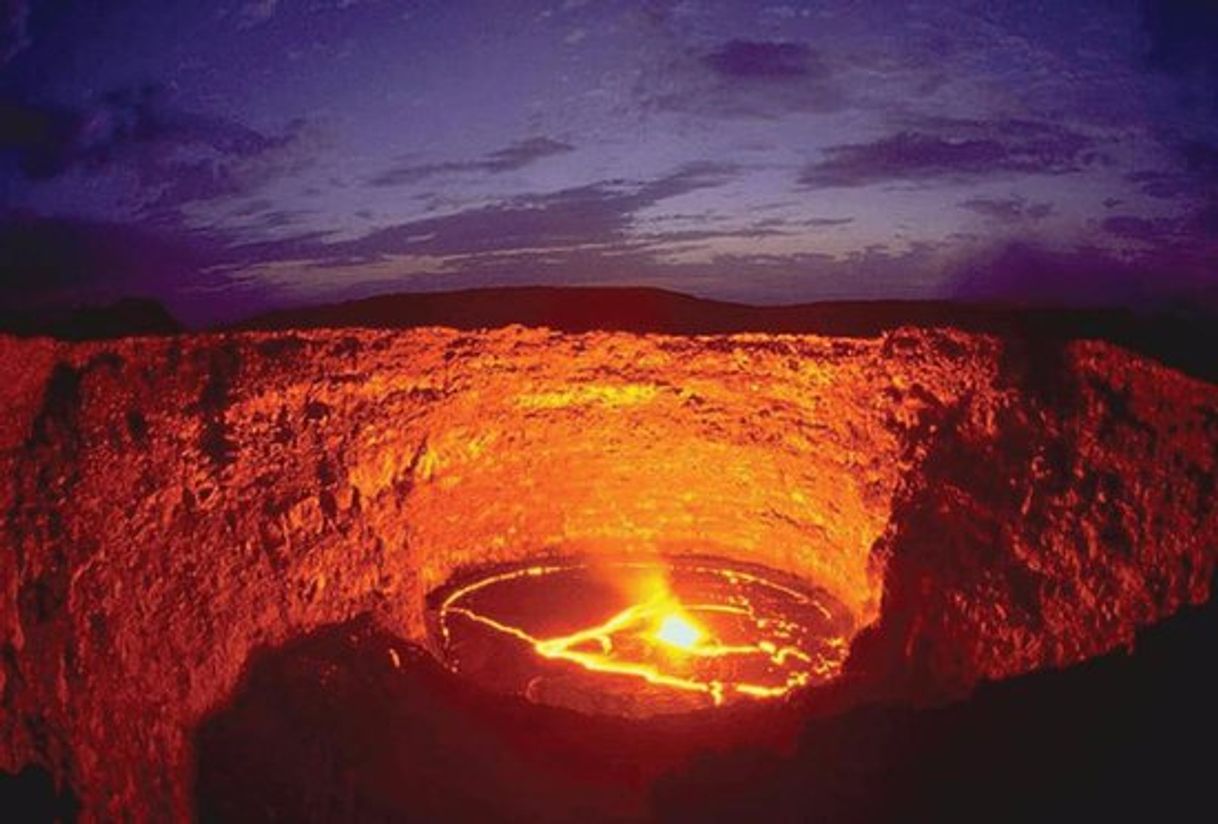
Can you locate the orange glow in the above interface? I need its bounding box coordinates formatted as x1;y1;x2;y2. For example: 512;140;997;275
436;560;849;712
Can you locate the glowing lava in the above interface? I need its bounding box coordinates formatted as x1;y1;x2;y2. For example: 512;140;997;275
655;613;702;650
432;558;853;716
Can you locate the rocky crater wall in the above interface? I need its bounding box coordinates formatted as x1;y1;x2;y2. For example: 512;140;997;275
1;325;1215;820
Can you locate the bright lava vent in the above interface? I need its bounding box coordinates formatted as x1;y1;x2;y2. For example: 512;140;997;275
430;557;854;717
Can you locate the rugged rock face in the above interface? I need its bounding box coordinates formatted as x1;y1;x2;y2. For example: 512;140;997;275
0;325;1215;820
850;338;1218;696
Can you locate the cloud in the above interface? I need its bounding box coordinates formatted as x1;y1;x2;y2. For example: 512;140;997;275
238;0;280;28
753;216;854;230
948;240;1216;312
479;136;574;172
0;84;312;229
1127;169;1191;200
1102;215;1177;243
236;0;369;29
0;210;223;312
14;193;1208;328
227;162;739;268
1;0;30;64
0;85;301;181
214;151;1215;319
702;40;822;79
1179;138;1218;178
799;120;1095;188
639;37;844;119
368;136;575;187
959;197;1053;222
1128;139;1218;204
1124;137;1218;245
142;119;315;221
1139;0;1218;111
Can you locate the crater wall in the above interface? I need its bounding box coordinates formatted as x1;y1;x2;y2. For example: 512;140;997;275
0;326;1214;820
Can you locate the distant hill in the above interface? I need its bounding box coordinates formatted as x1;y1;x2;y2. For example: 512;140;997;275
3;286;1213;384
0;298;181;341
235;286;1218;384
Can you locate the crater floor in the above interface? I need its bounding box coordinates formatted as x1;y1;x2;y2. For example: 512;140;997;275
432;556;853;716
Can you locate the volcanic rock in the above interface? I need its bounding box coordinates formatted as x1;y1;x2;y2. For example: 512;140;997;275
0;325;1214;819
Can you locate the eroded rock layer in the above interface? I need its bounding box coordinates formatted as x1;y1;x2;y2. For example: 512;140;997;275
0;325;1215;820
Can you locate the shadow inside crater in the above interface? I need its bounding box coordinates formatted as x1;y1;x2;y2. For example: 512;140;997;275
0;765;79;823
654;585;1218;822
195;589;1216;822
192;617;811;822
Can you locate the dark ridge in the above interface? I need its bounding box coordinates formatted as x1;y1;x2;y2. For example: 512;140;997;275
232;286;1218;384
0;298;181;341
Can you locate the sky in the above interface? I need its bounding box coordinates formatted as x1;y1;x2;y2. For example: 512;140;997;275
1;0;1216;326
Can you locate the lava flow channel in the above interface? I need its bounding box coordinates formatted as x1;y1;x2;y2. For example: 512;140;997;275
433;560;853;716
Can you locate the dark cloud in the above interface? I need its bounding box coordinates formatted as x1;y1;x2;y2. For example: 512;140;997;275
802;217;854;227
702;40;822;79
143;160;263;216
1;0;30;63
1128;138;1218;200
753;216;855;230
236;0;371;29
0;88;166;180
1127;169;1192;200
0;85;301;181
640;37;843;119
1196;199;1218;237
630;226;788;244
228;162;738;267
238;0;279;28
1102;214;1179;243
0;210;223;314
368;136;574;187
1179;139;1218;179
949;240;1216;312
1125;137;1218;245
1101;208;1217;246
800;120;1094;188
1140;0;1218;111
959;197;1053;222
140;123;314;223
233;198;276;217
484;136;574;170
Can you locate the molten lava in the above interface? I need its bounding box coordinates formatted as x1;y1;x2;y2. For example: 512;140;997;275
433;558;853;716
655;614;701;650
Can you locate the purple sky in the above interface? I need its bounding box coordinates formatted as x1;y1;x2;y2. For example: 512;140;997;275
2;0;1216;326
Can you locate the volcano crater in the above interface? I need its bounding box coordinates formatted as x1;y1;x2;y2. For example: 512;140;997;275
1;324;1215;819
